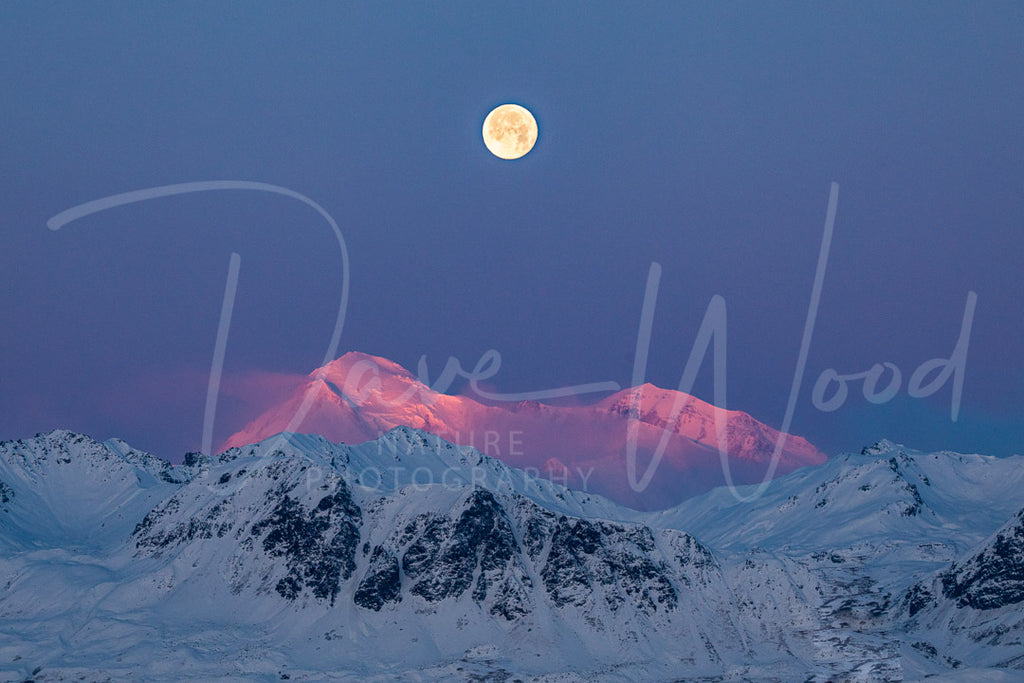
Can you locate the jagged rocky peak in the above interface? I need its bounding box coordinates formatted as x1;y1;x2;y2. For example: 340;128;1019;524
0;431;188;550
860;438;909;456
134;454;365;605
2;429;118;468
128;432;723;636
4;429;1024;678
351;484;721;631
807;446;934;519
0;429;184;484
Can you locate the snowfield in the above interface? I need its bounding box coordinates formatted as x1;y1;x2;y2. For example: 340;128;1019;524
0;430;1022;681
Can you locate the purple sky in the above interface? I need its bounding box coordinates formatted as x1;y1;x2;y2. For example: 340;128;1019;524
2;2;1022;462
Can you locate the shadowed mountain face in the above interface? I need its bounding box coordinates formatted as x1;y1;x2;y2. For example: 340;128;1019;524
0;430;766;680
2;432;1023;681
223;352;825;509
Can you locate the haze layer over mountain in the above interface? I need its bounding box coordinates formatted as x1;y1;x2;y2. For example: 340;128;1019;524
224;352;826;509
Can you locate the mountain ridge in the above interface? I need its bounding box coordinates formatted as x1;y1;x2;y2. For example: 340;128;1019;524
1;430;1023;680
222;351;826;509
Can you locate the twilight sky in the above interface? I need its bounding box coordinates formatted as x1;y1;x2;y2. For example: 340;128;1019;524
2;2;1022;462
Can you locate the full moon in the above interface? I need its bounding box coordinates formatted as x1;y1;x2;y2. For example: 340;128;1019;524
482;104;538;159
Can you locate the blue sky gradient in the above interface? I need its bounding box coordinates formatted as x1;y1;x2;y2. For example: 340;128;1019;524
2;2;1022;460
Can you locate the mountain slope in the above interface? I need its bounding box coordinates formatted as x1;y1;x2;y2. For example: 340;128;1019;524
902;506;1024;671
223;351;825;509
649;439;1024;681
0;430;780;680
0;430;1021;681
0;430;188;551
655;439;1024;555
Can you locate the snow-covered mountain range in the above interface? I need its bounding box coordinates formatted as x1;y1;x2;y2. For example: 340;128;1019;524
223;351;825;509
1;430;1022;681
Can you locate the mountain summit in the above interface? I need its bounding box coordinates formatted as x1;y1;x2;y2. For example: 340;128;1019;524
2;431;1022;680
223;351;825;509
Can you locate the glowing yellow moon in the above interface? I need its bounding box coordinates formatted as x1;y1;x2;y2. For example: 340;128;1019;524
482;104;538;159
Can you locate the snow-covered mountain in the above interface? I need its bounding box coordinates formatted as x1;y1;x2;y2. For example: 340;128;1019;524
0;430;187;552
653;439;1024;680
904;505;1024;671
656;439;1024;554
0;430;1022;681
223;351;826;509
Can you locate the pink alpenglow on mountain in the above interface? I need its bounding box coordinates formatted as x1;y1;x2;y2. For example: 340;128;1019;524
223;352;826;509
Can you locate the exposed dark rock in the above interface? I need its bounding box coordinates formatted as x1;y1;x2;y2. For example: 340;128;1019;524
671;532;717;570
522;510;554;561
541;516;678;613
402;489;524;619
901;482;924;517
940;509;1024;610
133;497;182;546
183;452;207;467
354;546;401;610
251;485;362;605
903;583;934;617
0;480;12;510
